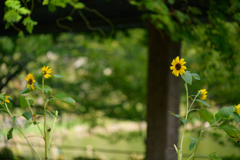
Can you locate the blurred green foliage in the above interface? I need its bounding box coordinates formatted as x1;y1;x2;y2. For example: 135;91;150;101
0;29;147;123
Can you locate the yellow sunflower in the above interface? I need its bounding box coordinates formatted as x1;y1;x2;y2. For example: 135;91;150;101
235;104;240;114
42;66;52;78
199;89;207;100
1;93;11;104
170;56;187;77
25;73;35;90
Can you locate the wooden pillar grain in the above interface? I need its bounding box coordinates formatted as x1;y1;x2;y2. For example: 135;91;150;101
146;23;181;160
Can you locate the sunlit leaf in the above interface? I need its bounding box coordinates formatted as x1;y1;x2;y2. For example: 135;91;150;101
25;119;32;129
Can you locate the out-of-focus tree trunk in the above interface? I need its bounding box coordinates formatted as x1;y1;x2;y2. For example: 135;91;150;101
146;22;181;160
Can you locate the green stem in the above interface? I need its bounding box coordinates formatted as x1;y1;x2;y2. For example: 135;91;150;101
26;100;44;137
5;103;42;160
188;92;200;111
179;83;189;160
42;78;48;160
48;111;58;149
192;125;203;160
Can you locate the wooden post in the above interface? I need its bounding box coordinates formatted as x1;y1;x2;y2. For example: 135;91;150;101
146;23;181;160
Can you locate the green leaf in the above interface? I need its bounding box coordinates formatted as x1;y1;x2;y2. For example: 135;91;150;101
7;127;14;140
189;136;198;142
53;74;63;78
20;96;28;108
67;16;73;21
181;71;192;85
191;73;200;80
18;31;24;37
198;109;215;125
22;17;38;34
208;152;222;160
18;7;31;15
22;112;32;120
39;85;52;94
189;141;195;151
168;0;174;4
219;123;240;142
170;111;187;124
7;103;12;110
217;106;234;119
20;81;41;94
29;99;34;106
54;92;76;106
0;104;9;114
25;119;32;129
42;0;49;5
196;99;210;107
0;94;4;101
231;112;240;122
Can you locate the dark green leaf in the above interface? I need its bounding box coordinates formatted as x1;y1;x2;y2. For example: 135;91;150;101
7;103;12;110
0;104;9;114
22;112;32;120
219;123;240;142
189;141;195;151
7;127;14;140
181;71;192;85
33;121;40;125
168;0;174;5
208;152;222;160
20;96;28;108
198;109;215;125
191;73;200;80
231;112;240;122
54;92;76;106
196;99;211;107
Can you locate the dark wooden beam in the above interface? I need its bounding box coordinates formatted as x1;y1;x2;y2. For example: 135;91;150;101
0;0;146;35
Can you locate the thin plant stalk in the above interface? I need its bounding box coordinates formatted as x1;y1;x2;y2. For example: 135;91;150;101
5;103;42;160
26;100;44;137
192;125;203;160
48;111;58;149
179;83;189;160
42;78;48;159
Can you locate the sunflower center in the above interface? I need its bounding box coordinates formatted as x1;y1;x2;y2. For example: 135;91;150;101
29;79;33;85
175;63;181;70
44;71;47;75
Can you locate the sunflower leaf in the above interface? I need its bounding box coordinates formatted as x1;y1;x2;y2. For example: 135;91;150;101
20;96;28;108
196;99;211;107
198;109;215;125
208;152;222;160
191;73;200;80
39;85;52;94
181;71;192;85
53;92;76;106
53;74;63;78
189;141;195;151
